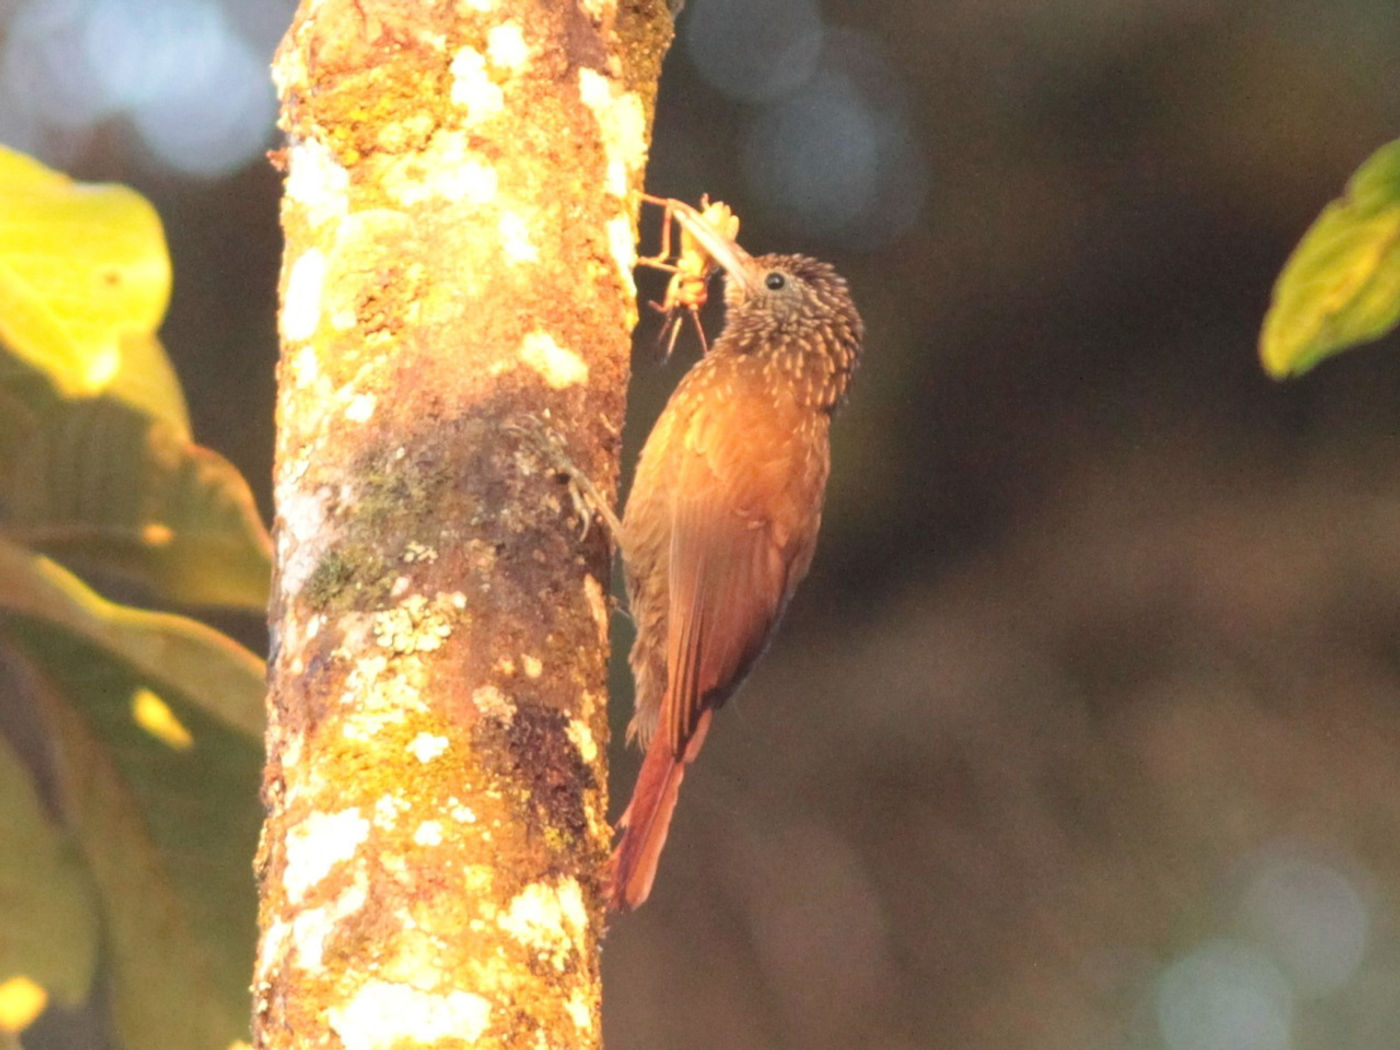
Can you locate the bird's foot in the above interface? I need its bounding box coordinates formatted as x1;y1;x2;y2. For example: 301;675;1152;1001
504;414;625;548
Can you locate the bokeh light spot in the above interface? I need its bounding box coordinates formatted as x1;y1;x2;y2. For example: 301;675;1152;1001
739;30;928;249
83;0;224;110
3;0;114;128
0;0;279;178
0;976;47;1033
131;687;194;751
1157;940;1292;1050
1240;849;1368;998
742;70;879;238
127;14;276;177
684;0;824;103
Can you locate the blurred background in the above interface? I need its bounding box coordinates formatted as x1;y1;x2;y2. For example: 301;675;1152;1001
5;0;1400;1047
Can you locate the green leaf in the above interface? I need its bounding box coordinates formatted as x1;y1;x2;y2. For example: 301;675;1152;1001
14;634;262;1050
0;145;262;1050
0;146;188;436
106;330;191;440
1261;137;1400;378
0;147;266;612
2;397;272;613
0;545;265;1047
0;690;99;1012
0;537;263;738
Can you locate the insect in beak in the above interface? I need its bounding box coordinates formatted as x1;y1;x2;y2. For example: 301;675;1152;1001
635;194;745;359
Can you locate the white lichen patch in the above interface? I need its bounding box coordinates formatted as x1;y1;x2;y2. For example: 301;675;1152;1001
578;689;604;723
486;22;530;69
407;732;450;763
412;820;444;847
385;132;498;206
565;989;593;1031
282;249;328;342
520;653;543;678
498;210;538;264
284;808;370;904
373;793;410;828
449;46;503;123
566;718;598;764
291;878;368;970
270;38;306;96
291;344;320;387
338;643;386;680
472;684;516;721
339;706;409;744
496;878;589;971
582;574;610;644
378;923;447;990
577;68;647;199
329;982;492;1050
607;213;638;297
280;739;330;811
519;331;588;389
285;138;350;228
256;917;290;985
337;653;432;741
277;486;332;600
605;159;628;199
577;66;645;294
402;541;438;564
449;799;477;823
578;0;614;22
372;593;459;653
282;731;305;771
344;392;376;422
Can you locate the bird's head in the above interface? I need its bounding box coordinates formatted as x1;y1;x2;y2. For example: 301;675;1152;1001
671;205;864;404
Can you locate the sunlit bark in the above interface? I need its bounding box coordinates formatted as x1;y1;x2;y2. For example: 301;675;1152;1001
254;2;672;1047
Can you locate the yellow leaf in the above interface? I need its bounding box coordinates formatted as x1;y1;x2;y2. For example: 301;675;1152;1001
1260;138;1400;378
0;146;188;436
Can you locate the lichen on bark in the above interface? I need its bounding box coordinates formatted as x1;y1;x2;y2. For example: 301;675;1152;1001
255;2;673;1048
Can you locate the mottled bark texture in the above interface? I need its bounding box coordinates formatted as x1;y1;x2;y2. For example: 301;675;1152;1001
254;3;671;1048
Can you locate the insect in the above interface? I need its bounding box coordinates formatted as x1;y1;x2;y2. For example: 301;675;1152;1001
636;193;741;358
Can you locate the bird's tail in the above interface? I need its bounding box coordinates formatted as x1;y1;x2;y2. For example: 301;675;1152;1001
606;711;712;912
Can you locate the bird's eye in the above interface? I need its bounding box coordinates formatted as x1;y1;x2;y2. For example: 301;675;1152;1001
764;272;786;291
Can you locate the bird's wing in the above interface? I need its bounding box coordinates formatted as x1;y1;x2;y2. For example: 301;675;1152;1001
662;387;828;758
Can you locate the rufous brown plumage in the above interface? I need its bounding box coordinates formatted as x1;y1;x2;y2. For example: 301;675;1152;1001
608;214;863;912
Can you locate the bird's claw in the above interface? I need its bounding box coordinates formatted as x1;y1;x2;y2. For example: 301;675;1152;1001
504;414;624;546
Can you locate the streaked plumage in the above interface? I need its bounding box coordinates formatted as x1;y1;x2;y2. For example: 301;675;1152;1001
608;249;863;912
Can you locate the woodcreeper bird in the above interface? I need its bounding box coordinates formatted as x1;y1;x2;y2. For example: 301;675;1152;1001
609;211;864;912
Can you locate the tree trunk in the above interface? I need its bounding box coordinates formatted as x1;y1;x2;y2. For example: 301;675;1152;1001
254;3;672;1047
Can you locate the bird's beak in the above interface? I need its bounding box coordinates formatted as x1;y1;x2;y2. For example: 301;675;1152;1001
670;203;759;294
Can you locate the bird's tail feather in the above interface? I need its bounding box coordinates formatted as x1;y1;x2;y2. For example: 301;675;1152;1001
606;711;712;912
